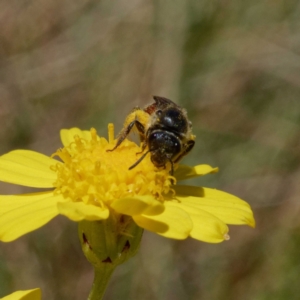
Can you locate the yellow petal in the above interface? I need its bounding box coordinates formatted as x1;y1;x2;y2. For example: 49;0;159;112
132;215;168;234
0;192;61;242
134;204;192;239
170;200;229;243
57;201;109;221
60;128;92;147
0;288;41;300
175;164;219;181
0;150;58;188
174;185;255;227
111;195;164;216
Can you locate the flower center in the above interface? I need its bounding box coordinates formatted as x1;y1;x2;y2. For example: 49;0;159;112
51;125;173;208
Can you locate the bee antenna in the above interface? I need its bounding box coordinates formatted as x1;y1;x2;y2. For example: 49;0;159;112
128;149;151;170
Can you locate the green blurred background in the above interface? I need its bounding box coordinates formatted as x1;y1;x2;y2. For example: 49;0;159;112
1;0;300;299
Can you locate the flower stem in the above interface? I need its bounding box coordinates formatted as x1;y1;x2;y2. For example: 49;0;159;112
88;264;115;300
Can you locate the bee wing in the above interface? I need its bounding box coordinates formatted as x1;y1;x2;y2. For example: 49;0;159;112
153;96;179;108
144;96;179;114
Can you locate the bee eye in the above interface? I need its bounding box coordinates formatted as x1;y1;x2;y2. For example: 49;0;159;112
156;110;163;116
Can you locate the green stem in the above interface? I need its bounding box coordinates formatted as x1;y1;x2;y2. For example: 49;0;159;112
88;264;115;300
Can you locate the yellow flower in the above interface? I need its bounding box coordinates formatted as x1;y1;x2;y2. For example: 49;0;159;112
0;125;255;243
0;288;41;300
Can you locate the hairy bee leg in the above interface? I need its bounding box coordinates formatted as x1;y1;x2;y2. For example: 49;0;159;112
107;120;136;152
173;140;195;163
107;108;142;152
134;118;149;154
107;109;147;152
134;120;148;154
134;120;146;142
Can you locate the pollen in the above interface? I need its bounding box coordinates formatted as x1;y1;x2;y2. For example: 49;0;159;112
51;125;173;209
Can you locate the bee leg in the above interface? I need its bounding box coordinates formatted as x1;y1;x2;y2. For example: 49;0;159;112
136;139;147;155
134;120;149;155
170;160;174;176
135;120;146;142
107;108;148;152
129;149;151;170
107;120;136;152
166;158;174;176
107;120;146;152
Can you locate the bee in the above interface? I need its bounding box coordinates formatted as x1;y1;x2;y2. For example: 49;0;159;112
107;96;195;175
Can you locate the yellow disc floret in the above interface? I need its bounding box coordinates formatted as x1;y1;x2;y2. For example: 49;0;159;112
51;125;174;210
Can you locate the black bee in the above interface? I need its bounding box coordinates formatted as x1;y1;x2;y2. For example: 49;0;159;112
108;96;195;175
